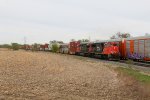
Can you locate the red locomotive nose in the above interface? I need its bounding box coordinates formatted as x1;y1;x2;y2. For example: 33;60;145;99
102;42;119;55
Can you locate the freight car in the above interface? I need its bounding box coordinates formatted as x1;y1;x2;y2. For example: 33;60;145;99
24;45;32;50
124;36;150;61
59;44;69;54
69;41;80;55
39;45;45;51
44;43;50;51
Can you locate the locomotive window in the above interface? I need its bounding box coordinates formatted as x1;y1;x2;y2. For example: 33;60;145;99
95;43;103;52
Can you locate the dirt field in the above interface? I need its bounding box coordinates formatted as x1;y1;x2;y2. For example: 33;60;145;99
0;49;149;100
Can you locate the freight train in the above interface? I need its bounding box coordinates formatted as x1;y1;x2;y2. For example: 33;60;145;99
24;36;150;62
65;36;150;62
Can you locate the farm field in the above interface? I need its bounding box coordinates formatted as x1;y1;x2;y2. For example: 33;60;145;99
0;49;149;100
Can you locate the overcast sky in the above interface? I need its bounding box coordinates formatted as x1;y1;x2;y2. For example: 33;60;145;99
0;0;150;44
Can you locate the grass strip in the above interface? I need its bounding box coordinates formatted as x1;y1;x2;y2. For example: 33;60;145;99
116;67;150;83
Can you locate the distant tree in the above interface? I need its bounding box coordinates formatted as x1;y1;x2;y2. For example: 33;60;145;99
11;43;19;50
50;40;63;44
0;44;11;49
110;32;131;39
78;39;89;42
52;43;59;53
82;39;89;42
18;45;24;49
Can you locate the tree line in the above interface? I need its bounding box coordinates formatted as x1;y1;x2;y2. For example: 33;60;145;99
0;43;21;50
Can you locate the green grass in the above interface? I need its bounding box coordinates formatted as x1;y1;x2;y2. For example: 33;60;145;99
116;67;150;83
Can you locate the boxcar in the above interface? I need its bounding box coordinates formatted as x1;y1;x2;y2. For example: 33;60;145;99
125;36;150;61
69;41;80;55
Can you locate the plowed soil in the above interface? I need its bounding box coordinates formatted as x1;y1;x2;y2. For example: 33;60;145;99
0;49;148;100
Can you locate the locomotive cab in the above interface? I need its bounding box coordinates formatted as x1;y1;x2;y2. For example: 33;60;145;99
102;42;120;60
88;42;105;58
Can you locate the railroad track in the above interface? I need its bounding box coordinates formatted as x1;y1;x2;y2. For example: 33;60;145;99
118;60;150;67
134;62;150;67
75;55;150;67
33;51;150;68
